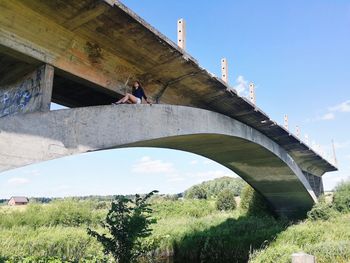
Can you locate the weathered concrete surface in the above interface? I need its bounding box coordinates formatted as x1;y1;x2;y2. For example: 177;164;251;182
0;64;53;117
0;104;317;218
0;0;337;176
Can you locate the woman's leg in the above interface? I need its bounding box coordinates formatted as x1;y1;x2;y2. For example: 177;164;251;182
115;93;138;104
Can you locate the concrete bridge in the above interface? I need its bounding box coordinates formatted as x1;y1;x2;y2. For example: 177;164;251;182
0;0;337;218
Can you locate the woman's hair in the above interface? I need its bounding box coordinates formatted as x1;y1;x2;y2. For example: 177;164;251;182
133;81;142;88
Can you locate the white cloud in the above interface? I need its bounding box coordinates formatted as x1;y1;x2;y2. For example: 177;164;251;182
232;75;249;96
329;100;350;113
7;177;30;185
321;112;335;120
318;100;350;121
190;160;198;165
131;156;175;174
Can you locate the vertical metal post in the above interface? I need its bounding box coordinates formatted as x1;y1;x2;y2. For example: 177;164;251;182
177;18;186;50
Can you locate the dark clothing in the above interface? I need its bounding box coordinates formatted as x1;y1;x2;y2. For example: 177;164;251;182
132;87;147;101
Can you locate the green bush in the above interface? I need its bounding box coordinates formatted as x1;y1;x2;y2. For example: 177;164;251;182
240;185;271;216
333;181;350;213
307;197;337;221
216;189;237;211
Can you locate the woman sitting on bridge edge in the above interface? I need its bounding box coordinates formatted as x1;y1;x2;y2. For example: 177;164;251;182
113;81;152;105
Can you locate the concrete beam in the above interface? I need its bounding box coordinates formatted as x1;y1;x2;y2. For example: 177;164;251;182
0;104;317;218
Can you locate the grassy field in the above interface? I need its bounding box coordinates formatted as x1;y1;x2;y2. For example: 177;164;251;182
0;179;349;263
0;198;286;263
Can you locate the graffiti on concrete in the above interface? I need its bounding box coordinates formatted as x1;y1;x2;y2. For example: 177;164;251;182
0;67;44;118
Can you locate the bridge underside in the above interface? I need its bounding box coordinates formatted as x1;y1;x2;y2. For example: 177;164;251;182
0;0;338;177
0;104;317;219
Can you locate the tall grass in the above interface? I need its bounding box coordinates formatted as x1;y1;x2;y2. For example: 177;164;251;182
0;200;104;228
249;181;350;263
0;226;107;262
249;214;350;263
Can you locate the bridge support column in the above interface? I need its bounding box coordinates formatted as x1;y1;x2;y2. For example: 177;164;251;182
0;64;54;118
304;171;324;198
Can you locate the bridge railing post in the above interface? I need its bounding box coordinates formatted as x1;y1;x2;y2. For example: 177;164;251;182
284;114;289;130
249;82;256;105
177;18;186;50
221;58;228;84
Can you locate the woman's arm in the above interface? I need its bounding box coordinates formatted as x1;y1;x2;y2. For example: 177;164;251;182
142;88;152;104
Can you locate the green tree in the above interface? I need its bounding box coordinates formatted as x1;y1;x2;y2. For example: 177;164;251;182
87;190;158;263
185;185;207;199
240;185;271;216
216;189;237;211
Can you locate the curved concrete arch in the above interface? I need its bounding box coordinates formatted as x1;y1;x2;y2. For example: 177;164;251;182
0;104;316;218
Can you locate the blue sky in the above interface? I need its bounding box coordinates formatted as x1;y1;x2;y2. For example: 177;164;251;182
1;0;349;198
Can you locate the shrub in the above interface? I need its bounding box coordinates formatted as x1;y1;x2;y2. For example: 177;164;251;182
333;181;350;213
216;189;237;211
88;191;158;263
240;185;271;216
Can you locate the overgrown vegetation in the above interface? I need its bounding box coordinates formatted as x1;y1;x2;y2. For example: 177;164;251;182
0;178;349;263
249;181;350;263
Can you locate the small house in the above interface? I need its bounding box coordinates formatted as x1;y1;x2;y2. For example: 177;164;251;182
8;196;29;206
